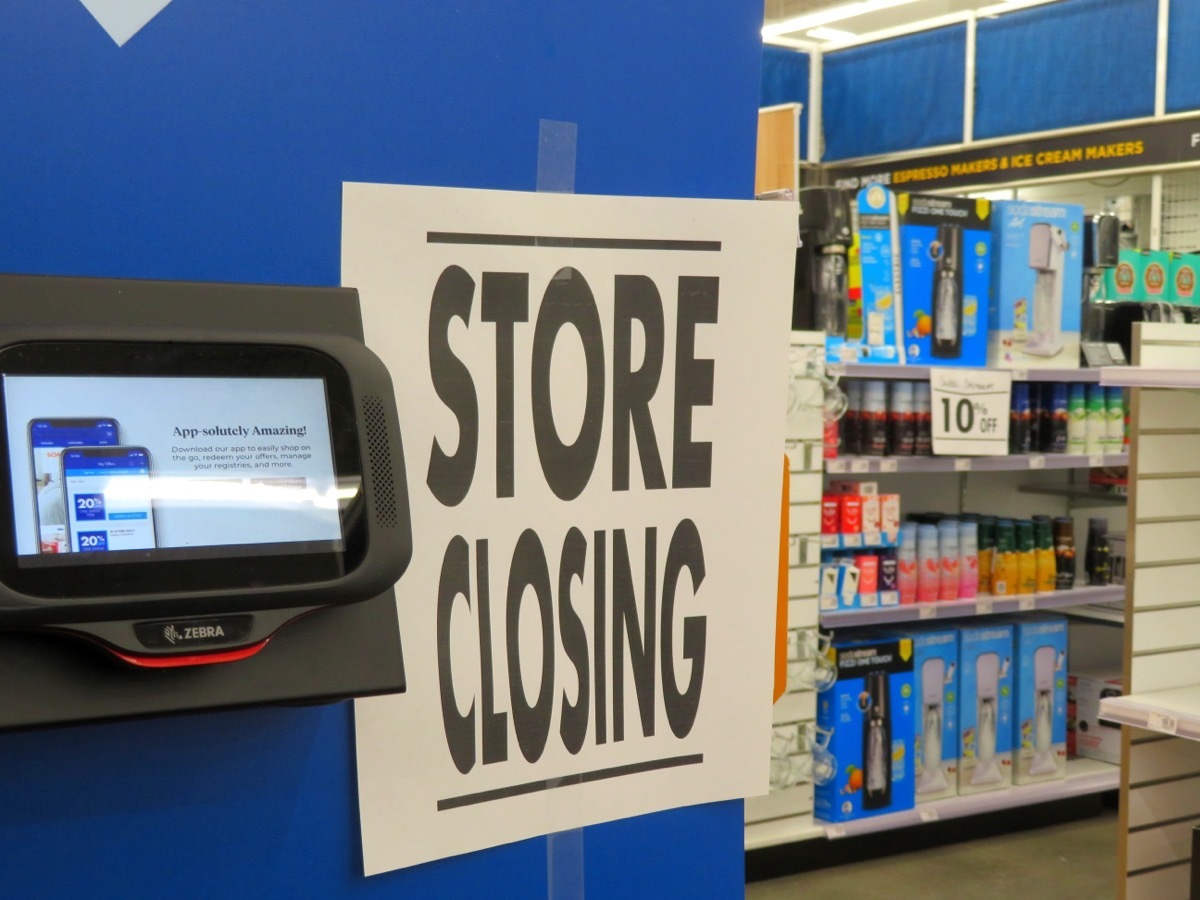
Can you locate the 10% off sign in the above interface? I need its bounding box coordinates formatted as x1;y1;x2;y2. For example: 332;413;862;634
930;368;1012;456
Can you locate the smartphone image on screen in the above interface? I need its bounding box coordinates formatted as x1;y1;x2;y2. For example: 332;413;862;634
61;446;157;553
28;417;119;553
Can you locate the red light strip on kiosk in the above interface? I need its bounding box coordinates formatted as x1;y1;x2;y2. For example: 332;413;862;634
103;639;271;669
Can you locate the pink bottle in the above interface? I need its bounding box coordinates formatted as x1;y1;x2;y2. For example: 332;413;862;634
938;520;960;602
917;525;940;603
958;521;979;600
897;523;918;605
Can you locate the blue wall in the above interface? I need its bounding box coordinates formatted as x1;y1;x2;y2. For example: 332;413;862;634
817;0;1173;159
761;45;810;158
0;2;758;896
1167;0;1200;113
974;0;1157;140
822;25;967;160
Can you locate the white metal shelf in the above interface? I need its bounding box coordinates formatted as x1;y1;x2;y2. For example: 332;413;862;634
818;758;1119;839
839;363;1103;383
820;584;1125;628
825;453;1128;474
1100;687;1200;740
1101;367;1200;388
744;818;826;852
1016;485;1127;505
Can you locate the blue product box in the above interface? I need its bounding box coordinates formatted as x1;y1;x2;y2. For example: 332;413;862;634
897;194;991;367
853;185;905;364
988;200;1084;369
1007;614;1068;784
892;627;959;802
957;622;1014;795
815;631;915;823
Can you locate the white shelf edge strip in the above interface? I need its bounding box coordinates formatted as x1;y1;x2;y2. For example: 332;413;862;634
820;759;1119;839
1101;367;1200;388
825;453;1127;474
840;363;1103;383
1101;689;1200;741
820;585;1125;628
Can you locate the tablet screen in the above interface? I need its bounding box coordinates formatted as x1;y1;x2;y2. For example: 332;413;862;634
7;376;343;561
0;342;367;599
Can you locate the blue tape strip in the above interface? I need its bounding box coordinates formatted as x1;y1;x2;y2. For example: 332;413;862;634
547;827;585;900
536;119;578;194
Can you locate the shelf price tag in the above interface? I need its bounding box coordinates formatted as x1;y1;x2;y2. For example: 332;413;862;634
1018;597;1035;611
1148;711;1180;735
919;809;940;823
976;598;994;615
930;368;1012;456
850;459;870;473
880;459;898;473
919;605;936;620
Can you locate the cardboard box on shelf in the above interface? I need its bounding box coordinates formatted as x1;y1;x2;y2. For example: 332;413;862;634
989;200;1084;369
1068;669;1122;765
957;622;1014;795
815;631;916;823
898;194;992;367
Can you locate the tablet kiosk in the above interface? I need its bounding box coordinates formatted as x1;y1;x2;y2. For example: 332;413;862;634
0;328;411;667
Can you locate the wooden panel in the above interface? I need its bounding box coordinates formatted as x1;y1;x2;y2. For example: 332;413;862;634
755;104;800;196
744;782;815;823
789;502;821;536
1136;344;1200;368
1131;647;1200;693
1138;322;1200;345
1132;522;1200;565
1137;434;1200;477
773;689;816;723
789;473;823;506
1133;563;1200;610
1135;479;1200;522
788;565;818;598
1129;738;1200;784
1132;606;1200;653
1128;774;1200;828
788;597;818;629
1127;818;1200;873
1140;389;1200;426
1126;862;1190;899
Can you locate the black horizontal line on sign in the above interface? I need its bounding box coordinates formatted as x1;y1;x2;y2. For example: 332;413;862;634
427;232;721;252
933;389;1010;397
435;753;704;811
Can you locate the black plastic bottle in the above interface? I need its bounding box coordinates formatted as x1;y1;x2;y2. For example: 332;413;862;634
930;223;963;359
862;671;892;810
1086;517;1112;586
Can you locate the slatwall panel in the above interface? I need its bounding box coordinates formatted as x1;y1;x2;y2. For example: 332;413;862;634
745;332;825;841
1123;323;1200;898
1162;171;1200;254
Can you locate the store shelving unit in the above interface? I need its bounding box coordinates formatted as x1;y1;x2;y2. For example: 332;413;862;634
1087;325;1200;897
749;336;1129;854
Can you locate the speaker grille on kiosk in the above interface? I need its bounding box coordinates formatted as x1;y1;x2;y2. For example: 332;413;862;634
361;395;397;528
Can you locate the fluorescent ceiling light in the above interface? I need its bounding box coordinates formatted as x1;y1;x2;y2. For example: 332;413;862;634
763;0;924;37
807;26;857;41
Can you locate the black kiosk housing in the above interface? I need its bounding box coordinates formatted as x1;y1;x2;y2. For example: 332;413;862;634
0;274;411;730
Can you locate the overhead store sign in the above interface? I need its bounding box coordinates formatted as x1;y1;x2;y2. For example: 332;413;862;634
343;183;795;875
826;113;1200;192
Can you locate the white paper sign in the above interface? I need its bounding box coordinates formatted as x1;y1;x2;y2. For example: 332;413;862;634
343;184;796;875
930;368;1013;456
